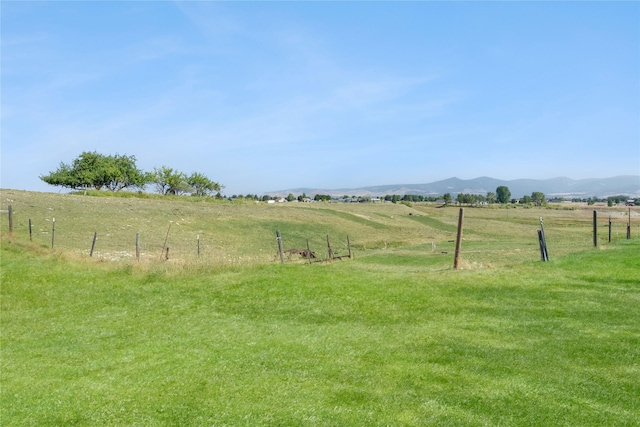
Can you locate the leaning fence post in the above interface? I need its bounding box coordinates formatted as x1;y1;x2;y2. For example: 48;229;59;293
160;222;172;261
538;230;545;261
90;232;97;257
306;239;312;264
326;235;333;261
276;230;285;263
539;217;549;261
453;208;464;269
347;235;353;259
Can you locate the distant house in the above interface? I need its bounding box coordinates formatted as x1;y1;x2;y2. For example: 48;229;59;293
626;200;635;206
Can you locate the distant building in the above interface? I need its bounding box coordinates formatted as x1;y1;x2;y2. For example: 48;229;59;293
626;200;635;206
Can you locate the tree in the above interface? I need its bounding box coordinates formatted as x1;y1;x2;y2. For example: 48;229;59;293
496;186;511;204
286;193;295;202
150;166;190;195
486;192;496;205
531;191;546;207
443;193;452;206
102;154;147;191
187;172;222;197
40;151;146;191
40;162;80;190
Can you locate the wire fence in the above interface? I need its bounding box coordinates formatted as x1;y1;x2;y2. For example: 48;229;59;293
2;202;638;268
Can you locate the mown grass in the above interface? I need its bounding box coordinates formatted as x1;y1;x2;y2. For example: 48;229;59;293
1;190;638;425
2;230;639;426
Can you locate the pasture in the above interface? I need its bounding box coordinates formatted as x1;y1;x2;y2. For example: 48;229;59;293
1;189;638;426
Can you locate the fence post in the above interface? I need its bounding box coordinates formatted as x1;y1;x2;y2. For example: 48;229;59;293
628;208;632;240
8;205;13;234
136;232;140;262
538;230;545;261
326;235;333;262
90;232;97;257
197;234;200;258
51;218;55;248
453;208;464;270
276;230;285;263
609;216;612;243
347;235;353;259
593;210;598;247
306;239;312;264
160;222;172;261
29;219;33;242
539;217;549;261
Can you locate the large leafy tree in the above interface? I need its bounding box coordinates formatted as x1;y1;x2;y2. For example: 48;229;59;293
496;186;511;204
149;166;190;195
187;172;222;197
102;154;148;191
40;151;146;191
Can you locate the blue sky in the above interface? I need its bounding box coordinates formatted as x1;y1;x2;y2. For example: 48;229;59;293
2;1;639;196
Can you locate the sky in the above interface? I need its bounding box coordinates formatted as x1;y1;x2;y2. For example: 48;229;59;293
2;1;639;196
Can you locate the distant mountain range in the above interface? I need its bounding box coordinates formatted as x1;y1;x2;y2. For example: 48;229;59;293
270;176;640;199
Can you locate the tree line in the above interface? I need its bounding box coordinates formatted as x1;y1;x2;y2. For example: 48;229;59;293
40;152;223;197
41;154;557;206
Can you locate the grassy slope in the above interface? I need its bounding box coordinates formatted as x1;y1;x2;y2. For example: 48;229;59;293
4;189;637;266
2;235;638;426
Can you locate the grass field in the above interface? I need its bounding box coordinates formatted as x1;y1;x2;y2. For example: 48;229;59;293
1;190;639;426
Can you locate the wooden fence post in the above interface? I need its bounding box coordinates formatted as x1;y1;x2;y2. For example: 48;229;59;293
628;208;632;240
276;230;285;263
347;235;353;259
326;235;333;262
90;232;97;257
453;208;464;270
160;222;172;261
538;230;545;261
609;216;612;243
8;205;13;234
51;218;55;248
136;232;140;262
539;217;549;261
29;219;33;242
306;239;312;264
593;210;598;247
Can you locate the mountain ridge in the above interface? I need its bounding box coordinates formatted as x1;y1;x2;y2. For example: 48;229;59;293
269;175;640;199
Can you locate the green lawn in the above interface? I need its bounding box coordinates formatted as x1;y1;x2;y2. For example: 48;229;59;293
2;236;638;426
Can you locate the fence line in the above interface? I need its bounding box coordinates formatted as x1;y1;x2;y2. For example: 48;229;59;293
2;203;637;265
